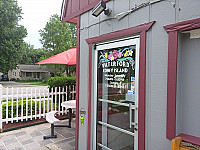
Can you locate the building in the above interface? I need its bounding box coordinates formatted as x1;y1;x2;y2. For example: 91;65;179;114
8;64;50;80
61;0;200;150
0;72;3;80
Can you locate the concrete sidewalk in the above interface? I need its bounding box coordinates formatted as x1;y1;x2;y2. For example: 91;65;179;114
0;119;75;150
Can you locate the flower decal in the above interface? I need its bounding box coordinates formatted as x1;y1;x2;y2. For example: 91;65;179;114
107;50;123;61
129;50;133;56
124;50;133;57
112;50;119;60
108;53;113;60
124;51;129;57
118;52;122;58
110;56;114;61
104;52;108;59
98;46;135;69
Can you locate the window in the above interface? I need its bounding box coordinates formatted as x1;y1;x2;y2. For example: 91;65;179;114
37;72;40;78
26;72;32;77
33;73;36;78
176;32;200;138
164;17;200;145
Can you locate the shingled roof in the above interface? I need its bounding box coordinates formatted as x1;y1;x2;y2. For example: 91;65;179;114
17;65;49;73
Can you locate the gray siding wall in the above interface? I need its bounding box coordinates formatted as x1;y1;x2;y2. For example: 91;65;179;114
78;0;200;149
177;33;200;137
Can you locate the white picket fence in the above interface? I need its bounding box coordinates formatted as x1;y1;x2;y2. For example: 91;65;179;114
0;84;76;131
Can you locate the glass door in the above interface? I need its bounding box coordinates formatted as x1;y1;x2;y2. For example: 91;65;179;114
95;37;139;150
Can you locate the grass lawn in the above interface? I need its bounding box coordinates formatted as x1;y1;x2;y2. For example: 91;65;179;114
29;82;48;86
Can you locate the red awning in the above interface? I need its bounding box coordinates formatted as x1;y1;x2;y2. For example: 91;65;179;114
35;47;76;65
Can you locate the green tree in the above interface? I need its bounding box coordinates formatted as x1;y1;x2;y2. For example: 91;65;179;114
39;14;76;56
20;43;46;65
32;48;46;64
39;14;77;76
0;1;27;73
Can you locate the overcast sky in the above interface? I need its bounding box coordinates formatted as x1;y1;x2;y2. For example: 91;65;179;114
18;0;63;49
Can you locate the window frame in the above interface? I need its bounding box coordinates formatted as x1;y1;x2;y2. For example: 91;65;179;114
164;17;200;146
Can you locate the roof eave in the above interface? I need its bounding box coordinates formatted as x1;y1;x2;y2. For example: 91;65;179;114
61;0;111;24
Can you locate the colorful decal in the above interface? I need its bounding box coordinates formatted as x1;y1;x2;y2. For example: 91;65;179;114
131;77;135;81
97;45;136;102
80;116;85;125
80;108;86;125
131;76;135;93
98;46;135;70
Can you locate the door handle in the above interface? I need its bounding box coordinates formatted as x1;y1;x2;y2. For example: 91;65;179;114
129;103;132;128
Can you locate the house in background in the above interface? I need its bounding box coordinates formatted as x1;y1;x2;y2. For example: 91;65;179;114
8;64;50;80
0;72;3;80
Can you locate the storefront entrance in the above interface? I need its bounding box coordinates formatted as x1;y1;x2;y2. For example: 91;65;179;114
94;37;140;150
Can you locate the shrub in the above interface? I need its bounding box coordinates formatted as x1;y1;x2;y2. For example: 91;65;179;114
48;76;76;101
42;79;48;84
48;76;76;88
2;99;53;119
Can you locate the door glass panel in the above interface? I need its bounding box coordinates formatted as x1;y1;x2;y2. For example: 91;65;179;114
98;100;134;132
97;44;137;150
97;125;134;150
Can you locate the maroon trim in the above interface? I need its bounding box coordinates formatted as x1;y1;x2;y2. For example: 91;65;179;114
87;44;92;150
86;21;155;44
62;0;111;24
166;31;178;140
138;31;146;150
75;15;80;150
62;15;77;24
164;17;200;140
65;17;78;24
164;17;200;32
86;21;155;150
177;133;200;146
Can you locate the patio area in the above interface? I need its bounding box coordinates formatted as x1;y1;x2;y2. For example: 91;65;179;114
0;119;75;150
